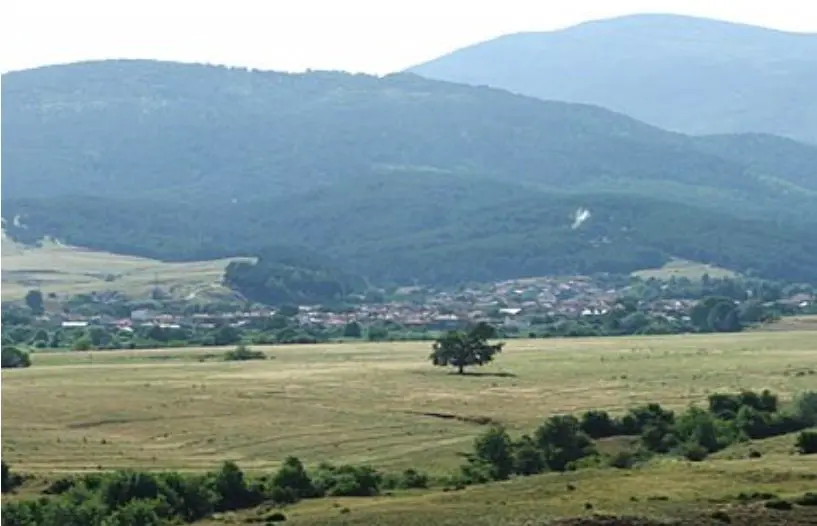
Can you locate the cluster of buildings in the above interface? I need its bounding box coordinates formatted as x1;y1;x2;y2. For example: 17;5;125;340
51;276;704;332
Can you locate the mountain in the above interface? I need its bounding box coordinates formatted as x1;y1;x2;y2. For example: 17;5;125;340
408;14;817;144
3;59;817;287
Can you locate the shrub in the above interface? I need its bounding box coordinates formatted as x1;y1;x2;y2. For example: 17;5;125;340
1;461;24;493
312;464;382;497
795;430;817;455
104;498;166;526
383;468;429;490
266;511;288;522
710;510;731;523
764;498;793;511
793;391;817;426
795;492;817;507
223;344;266;361
579;410;620;438
210;461;263;511
621;403;675;436
2;345;31;369
43;476;77;495
456;461;494;485
469;425;514;480
270;456;316;500
534;415;597;472
607;449;651;469
512;435;547;476
679;442;709;462
398;468;428;489
156;472;216;522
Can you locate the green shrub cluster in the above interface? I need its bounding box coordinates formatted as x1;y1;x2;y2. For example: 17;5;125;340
796;430;817;455
457;415;598;484
1;345;31;369
1;457;400;526
2;461;25;493
223;344;266;361
461;389;817;483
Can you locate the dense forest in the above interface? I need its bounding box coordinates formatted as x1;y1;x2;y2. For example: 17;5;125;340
408;14;817;143
3;60;817;289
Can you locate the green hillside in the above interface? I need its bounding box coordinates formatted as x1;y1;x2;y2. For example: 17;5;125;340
3;60;817;286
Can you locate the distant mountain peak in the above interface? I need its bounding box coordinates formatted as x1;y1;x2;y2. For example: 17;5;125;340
408;13;817;143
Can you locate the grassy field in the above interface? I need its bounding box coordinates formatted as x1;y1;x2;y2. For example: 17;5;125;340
3;332;817;524
1;235;246;300
631;258;738;280
3;332;816;476
762;315;817;332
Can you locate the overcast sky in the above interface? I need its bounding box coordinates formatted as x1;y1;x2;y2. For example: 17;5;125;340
3;0;816;75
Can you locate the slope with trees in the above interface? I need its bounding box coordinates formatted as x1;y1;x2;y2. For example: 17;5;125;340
3;60;817;288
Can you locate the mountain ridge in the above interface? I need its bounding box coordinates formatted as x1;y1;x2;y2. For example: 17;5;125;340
407;14;817;143
3;59;817;286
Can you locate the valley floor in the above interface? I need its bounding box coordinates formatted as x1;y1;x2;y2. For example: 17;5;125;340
2;332;816;524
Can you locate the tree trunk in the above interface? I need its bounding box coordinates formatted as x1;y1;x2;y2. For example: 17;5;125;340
458;364;464;375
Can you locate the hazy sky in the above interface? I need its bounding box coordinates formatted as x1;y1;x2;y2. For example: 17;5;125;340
3;0;816;75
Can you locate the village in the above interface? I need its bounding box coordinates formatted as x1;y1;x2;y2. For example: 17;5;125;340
41;275;716;333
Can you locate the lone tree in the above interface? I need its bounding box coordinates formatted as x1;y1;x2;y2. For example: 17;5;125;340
430;322;503;374
25;289;44;315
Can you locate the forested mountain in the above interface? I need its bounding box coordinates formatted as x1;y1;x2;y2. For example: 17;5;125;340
408;14;817;144
3;60;817;287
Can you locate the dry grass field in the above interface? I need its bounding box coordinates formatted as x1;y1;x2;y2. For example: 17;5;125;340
1;235;246;300
3;332;816;478
631;259;738;280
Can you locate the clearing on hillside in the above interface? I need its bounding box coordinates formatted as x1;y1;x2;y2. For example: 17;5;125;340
0;234;248;300
632;258;738;280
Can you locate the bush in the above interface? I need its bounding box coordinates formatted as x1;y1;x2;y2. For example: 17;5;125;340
265;511;288;522
534;415;597;471
622;403;675;436
104;499;166;526
223;344;266;361
397;468;428;489
679;442;709;462
270;456;316;500
210;461;263;511
469;425;514;480
2;345;31;369
512;435;547;476
607;449;651;469
795;430;817;455
579;410;620;439
793;391;817;426
764;498;793;511
312;464;382;497
43;476;77;495
795;492;817;507
1;461;24;493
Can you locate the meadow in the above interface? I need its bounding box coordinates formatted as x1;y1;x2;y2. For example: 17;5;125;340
4;332;817;524
3;332;816;477
0;236;245;300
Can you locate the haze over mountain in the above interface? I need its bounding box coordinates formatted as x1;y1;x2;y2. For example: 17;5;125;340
3;59;817;286
408;14;817;144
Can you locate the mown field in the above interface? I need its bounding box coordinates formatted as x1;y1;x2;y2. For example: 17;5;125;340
3;332;817;525
3;332;816;474
0;235;245;300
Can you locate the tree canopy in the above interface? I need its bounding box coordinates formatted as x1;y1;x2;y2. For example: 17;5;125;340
430;323;504;374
